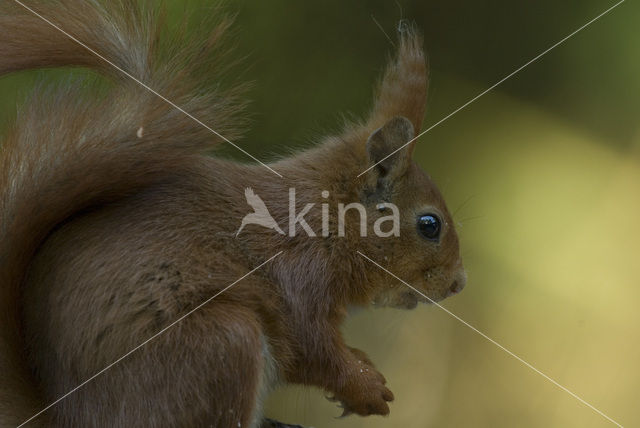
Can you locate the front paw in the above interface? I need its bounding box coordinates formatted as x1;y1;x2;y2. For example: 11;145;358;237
332;364;394;417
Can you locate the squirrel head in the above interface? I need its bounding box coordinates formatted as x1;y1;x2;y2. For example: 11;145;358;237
339;27;465;309
265;26;465;309
355;115;466;309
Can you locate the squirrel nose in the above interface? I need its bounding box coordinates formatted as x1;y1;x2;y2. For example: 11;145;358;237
449;281;464;295
448;269;467;296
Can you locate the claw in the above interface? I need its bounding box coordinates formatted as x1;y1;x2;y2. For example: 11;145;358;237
335;406;353;419
324;393;338;403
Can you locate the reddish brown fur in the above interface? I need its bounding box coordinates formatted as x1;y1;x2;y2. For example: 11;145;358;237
0;1;465;427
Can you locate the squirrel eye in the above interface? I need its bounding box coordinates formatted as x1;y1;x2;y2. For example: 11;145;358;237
417;214;441;241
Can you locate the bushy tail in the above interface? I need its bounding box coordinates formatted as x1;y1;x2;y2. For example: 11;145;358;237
0;1;246;424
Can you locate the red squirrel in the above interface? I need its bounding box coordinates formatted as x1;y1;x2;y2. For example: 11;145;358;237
0;1;466;426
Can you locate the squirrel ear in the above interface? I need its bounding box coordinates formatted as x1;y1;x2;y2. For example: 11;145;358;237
366;116;415;180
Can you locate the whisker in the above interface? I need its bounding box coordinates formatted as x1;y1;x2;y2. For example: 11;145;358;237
458;215;484;224
452;194;476;219
395;0;404;21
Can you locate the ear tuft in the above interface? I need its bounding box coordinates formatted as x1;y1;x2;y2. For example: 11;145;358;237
368;26;428;133
366;116;415;179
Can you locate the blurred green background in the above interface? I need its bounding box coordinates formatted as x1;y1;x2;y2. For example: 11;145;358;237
1;0;638;427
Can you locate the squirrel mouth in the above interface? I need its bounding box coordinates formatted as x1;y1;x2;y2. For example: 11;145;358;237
401;292;419;309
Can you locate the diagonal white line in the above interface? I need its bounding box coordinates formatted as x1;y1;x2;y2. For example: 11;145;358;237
18;251;283;427
356;251;624;427
357;0;625;178
12;0;283;179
